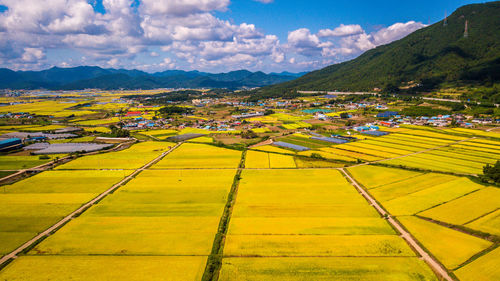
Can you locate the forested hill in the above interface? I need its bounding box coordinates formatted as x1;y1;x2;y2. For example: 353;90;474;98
263;1;500;94
0;67;302;90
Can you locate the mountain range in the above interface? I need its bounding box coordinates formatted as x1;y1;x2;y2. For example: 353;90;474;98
0;67;303;90
264;1;500;94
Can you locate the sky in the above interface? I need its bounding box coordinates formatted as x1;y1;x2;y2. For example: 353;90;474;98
0;0;487;73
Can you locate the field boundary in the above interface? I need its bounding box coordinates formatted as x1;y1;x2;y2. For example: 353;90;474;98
0;142;182;268
202;150;246;281
339;168;454;281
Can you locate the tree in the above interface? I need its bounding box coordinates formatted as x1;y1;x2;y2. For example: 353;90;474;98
241;130;258;139
340;112;350;119
159;106;192;116
482;161;500;184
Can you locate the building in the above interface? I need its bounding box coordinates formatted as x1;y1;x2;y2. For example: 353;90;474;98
0;138;23;152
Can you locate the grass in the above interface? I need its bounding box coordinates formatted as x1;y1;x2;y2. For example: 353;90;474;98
398;216;492;269
219;257;439;281
454;247;500;281
0;256;207;281
419;187;500;226
153;143;242;169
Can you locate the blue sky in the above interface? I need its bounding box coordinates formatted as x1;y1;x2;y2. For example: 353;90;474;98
0;0;486;73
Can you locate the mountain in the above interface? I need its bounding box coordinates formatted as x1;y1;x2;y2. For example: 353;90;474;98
0;67;300;90
264;1;500;94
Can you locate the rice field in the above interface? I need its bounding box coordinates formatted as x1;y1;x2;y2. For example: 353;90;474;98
220;257;438;281
398;216;492;269
419;187;500;226
381;177;482;216
56;142;173;170
6;166;237;278
152;143;242;168
454;247;500;281
0;170;126;256
0;155;61;170
465;209;500;236
0;256;207;281
347;165;421;189
245;151;296;169
221;168;436;280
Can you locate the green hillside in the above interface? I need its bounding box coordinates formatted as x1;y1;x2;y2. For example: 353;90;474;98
264;1;500;94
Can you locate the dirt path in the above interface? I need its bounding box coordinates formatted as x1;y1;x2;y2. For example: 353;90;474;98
0;142;182;267
339;168;454;281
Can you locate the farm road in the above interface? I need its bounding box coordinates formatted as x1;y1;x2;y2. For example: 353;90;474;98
340;168;454;281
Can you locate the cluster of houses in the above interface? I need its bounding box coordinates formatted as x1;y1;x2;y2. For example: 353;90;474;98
0;112;34;119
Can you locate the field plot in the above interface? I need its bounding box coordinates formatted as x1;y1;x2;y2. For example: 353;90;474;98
153;143;241;168
349;165;496;275
347;165;421;189
0;170;125;256
220;257;437;281
381;153;484;174
8;167;237;278
56;141;173;170
465;209;500;236
419;187;500;226
245;151;296;169
455;247;500;281
222;169;437;280
0;155;60;170
0;256;206;281
381;177;482;216
398;216;492;269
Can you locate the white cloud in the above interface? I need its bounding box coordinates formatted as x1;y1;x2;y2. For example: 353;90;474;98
318;24;363;37
21;47;45;62
0;0;427;72
371;21;426;45
140;0;229;16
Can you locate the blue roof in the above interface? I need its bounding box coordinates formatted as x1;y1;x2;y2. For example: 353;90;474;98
0;138;22;149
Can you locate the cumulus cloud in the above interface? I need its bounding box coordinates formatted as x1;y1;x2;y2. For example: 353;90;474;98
318;24;363;37
287;21;426;67
0;0;427;72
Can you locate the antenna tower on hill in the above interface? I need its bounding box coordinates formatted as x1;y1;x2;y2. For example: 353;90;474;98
443;11;448;26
